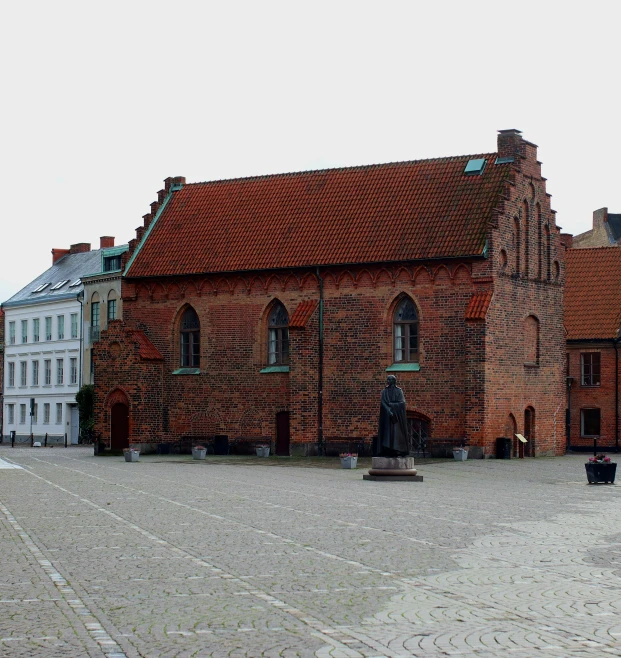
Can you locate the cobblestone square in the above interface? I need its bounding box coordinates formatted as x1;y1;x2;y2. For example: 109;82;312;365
1;447;620;657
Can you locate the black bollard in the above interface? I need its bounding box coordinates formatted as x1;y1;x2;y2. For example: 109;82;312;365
30;433;34;447
65;433;68;448
11;431;15;448
44;433;48;447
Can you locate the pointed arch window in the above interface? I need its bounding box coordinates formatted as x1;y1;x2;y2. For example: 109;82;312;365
268;303;289;365
394;298;419;362
180;308;200;367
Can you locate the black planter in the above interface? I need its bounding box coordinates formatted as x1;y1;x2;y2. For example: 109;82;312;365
585;462;617;484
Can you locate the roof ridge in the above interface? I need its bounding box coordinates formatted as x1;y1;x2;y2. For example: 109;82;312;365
186;152;499;188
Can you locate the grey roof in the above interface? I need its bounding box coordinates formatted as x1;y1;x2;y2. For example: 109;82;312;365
608;214;621;242
2;250;104;308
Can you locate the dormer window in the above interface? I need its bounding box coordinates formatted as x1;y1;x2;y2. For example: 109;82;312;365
103;256;122;272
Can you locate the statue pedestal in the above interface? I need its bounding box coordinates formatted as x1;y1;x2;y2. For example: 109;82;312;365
363;456;423;482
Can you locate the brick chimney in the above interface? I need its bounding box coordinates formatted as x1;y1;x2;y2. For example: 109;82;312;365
560;233;573;249
52;248;70;265
497;129;523;162
592;207;608;229
100;236;115;249
69;243;91;254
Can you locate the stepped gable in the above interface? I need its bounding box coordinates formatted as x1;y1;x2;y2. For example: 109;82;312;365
565;247;621;340
126;153;513;278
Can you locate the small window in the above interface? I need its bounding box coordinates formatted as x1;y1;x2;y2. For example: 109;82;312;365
32;283;50;293
268;302;289;365
581;409;601;437
108;299;117;322
103;256;122;272
20;361;27;386
180;307;200;368
394;298;419;363
71;313;79;339
8;404;15;425
45;317;52;341
57;315;65;340
32;360;39;386
56;358;64;385
32;404;38;424
44;359;51;385
69;279;81;287
7;362;15;387
21;319;27;343
20;404;26;424
9;321;15;344
50;280;69;290
33;318;40;342
581;352;601;386
56;403;63;424
70;358;78;385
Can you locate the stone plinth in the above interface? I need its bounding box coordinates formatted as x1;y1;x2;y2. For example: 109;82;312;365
363;456;423;482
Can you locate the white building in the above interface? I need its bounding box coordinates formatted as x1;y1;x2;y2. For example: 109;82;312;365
2;241;113;445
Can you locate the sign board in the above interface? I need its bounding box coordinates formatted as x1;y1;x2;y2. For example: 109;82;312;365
515;433;528;443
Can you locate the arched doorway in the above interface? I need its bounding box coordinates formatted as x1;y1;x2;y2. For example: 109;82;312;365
505;414;518;458
111;403;129;450
524;407;535;457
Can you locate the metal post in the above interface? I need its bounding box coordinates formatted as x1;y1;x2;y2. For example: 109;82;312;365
44;433;48;447
65;433;68;448
30;433;33;447
11;430;15;448
594;438;597;456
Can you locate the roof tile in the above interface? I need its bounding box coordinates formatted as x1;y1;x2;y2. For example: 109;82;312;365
465;290;493;321
127;154;511;278
128;330;164;361
565;247;621;340
289;300;318;328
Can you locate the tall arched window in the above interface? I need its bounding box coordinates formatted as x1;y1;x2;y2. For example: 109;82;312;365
394;297;419;362
523;201;530;277
268;302;289;365
180;307;200;367
514;218;521;275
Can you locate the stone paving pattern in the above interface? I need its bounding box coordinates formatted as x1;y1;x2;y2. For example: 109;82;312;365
0;447;620;657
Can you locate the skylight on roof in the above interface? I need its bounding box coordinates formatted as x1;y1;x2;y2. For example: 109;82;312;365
31;283;50;293
69;279;81;287
464;158;487;176
50;280;69;290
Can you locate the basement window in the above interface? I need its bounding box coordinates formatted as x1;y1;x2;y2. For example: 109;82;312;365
464;158;487;176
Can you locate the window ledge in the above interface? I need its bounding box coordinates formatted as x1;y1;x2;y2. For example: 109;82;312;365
386;363;420;372
524;362;539;368
581;384;601;388
260;365;290;374
172;368;201;375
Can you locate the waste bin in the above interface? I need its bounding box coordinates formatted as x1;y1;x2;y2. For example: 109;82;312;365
496;437;512;459
214;435;229;455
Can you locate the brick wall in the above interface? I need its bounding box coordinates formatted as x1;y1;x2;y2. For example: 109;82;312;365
567;344;619;450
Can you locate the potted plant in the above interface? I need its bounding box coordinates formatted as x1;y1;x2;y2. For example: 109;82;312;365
123;447;140;462
340;452;358;469
453;439;469;461
585;454;616;484
192;445;207;460
255;444;270;457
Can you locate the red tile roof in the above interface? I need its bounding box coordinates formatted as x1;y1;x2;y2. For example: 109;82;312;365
129;330;164;360
565;247;621;340
465;290;493;321
127;153;512;278
289;300;318;328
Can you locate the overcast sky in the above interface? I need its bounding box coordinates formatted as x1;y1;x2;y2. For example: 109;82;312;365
1;1;619;303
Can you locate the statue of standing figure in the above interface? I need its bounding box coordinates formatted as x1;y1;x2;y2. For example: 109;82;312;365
375;375;409;457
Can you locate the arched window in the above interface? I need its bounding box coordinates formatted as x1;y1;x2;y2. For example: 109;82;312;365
268;302;289;365
544;224;552;280
514;218;521;275
536;203;543;279
180;307;200;367
394;297;419;362
523;201;529;277
107;290;117;323
524;315;539;365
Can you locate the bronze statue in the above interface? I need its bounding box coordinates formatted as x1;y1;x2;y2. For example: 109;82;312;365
376;375;409;456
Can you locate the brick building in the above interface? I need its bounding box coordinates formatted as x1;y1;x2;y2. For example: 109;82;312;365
565;247;621;452
573;208;621;248
93;129;566;457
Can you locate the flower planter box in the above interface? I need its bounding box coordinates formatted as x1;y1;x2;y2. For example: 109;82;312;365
192;448;207;460
585;462;616;484
340;456;358;469
453;449;468;461
255;446;270;457
124;450;140;462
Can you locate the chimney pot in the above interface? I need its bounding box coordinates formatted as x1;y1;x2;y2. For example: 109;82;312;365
69;243;91;254
100;236;115;249
497;129;523;162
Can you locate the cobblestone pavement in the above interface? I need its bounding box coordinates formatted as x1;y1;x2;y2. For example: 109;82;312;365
1;447;620;657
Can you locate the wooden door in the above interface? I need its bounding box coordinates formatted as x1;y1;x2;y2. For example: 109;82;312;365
276;411;290;456
111;403;129;450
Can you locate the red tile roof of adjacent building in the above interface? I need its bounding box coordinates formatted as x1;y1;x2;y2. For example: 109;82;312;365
127;153;512;278
129;330;164;360
289;300;318;328
465;290;493;321
565;247;621;340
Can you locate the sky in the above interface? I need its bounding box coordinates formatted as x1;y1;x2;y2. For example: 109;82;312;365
1;1;619;303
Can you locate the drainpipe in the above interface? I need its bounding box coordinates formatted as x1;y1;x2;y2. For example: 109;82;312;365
566;377;572;452
615;339;619;453
317;267;324;457
77;291;84;389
